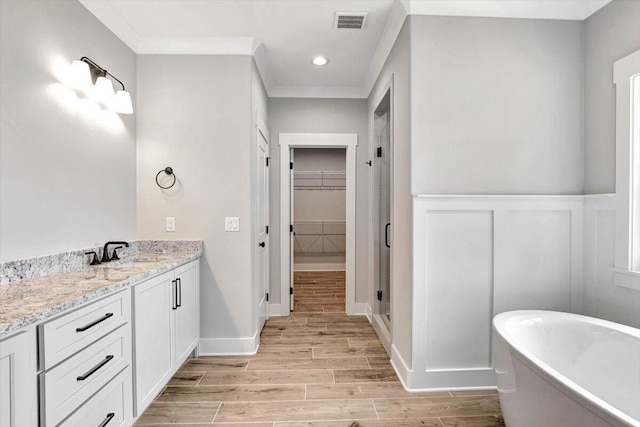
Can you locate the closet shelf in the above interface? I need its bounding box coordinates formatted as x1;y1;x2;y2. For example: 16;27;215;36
293;220;346;255
293;171;346;190
294;220;345;236
294;186;345;191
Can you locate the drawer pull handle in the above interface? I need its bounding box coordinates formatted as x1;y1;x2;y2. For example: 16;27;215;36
76;313;114;332
98;412;115;427
172;280;178;310
77;355;113;381
177;278;182;308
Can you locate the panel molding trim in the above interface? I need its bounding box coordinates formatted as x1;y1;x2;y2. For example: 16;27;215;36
583;194;640;327
410;194;584;390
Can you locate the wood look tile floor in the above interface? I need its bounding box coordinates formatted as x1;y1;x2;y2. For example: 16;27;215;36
135;271;504;427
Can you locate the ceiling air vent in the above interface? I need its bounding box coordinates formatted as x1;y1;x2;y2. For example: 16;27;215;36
334;12;368;30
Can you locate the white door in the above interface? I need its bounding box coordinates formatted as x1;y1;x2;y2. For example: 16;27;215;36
133;271;174;415
256;119;270;330
289;149;295;311
174;261;199;365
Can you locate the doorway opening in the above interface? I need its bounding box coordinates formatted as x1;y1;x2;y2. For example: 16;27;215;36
291;148;346;312
278;133;358;315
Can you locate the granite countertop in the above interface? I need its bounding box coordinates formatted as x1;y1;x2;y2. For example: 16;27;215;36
0;250;202;338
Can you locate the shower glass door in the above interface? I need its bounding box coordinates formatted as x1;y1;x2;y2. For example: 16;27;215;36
374;89;391;325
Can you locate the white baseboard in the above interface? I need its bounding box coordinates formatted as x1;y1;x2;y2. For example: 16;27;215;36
268;303;283;317
294;263;346;271
391;344;413;390
371;314;391;353
406;369;496;391
390;341;496;391
198;333;259;356
349;302;371;316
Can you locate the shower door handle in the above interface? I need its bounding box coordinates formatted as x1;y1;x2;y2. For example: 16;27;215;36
385;223;391;248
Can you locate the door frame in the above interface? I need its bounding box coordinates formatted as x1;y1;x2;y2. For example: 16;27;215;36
279;133;358;314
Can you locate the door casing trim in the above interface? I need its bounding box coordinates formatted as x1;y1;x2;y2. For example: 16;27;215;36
278;133;358;315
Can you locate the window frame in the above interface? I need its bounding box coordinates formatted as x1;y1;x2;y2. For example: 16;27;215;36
631;74;640;271
612;49;640;290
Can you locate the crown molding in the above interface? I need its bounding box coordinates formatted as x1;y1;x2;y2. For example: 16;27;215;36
269;85;368;99
252;41;275;93
79;0;141;52
361;0;408;99
136;37;255;55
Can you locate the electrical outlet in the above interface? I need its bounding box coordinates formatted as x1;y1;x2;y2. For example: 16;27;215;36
166;217;175;232
225;217;240;232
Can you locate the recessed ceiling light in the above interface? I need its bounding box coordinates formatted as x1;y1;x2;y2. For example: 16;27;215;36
312;56;328;66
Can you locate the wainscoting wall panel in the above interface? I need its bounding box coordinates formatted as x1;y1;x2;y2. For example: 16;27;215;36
494;210;573;314
424;211;494;371
583;194;640;328
406;196;584;391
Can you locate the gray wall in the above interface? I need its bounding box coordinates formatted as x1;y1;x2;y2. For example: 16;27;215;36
0;0;136;261
136;55;257;340
584;0;640;194
410;15;584;195
267;99;369;303
368;20;413;368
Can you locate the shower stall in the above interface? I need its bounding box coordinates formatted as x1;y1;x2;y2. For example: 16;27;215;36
374;88;391;326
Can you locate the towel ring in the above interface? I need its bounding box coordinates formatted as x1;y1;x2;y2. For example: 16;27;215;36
156;167;176;189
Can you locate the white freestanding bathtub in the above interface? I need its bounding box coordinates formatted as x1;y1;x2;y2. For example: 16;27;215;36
493;311;640;427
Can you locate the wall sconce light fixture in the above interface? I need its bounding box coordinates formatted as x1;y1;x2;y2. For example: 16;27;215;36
67;57;133;114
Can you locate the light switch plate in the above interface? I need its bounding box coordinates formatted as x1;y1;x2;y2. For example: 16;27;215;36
225;217;240;232
166;217;176;232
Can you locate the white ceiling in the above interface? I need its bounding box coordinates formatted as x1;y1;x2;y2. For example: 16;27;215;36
79;0;611;99
404;0;611;21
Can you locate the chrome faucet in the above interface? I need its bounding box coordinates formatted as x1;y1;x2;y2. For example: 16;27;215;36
101;241;130;263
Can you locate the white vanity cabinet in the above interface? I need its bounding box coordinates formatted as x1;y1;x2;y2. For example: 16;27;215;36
0;254;200;427
132;270;175;413
132;259;199;416
0;328;38;427
173;261;199;365
38;290;133;427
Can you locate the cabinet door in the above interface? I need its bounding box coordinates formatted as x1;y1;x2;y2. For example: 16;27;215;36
0;329;37;427
133;271;175;415
174;260;199;365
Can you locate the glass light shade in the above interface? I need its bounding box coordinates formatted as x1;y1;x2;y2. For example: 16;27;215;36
114;90;133;114
94;76;115;105
312;56;328;66
67;60;92;90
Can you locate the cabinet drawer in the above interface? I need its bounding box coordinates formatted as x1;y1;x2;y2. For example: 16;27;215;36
40;290;130;369
41;325;131;427
59;367;132;427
